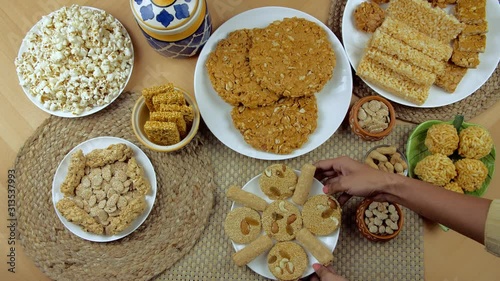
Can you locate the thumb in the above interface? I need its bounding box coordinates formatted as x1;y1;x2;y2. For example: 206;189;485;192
312;263;347;281
312;263;334;278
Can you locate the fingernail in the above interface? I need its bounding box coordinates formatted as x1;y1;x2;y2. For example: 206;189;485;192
313;263;321;270
322;186;328;194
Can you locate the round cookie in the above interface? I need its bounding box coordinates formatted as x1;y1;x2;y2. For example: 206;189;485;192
302;195;341;235
267;241;308;281
262;200;302;241
224;207;262;244
259;164;298;199
205;29;280;108
249;17;336;98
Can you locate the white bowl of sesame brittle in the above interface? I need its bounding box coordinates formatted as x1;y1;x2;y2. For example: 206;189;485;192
52;137;157;242
131;87;200;152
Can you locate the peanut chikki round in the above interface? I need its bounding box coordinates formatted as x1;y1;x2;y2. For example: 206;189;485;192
205;29;280;108
224;207;262;244
231;95;318;154
249;17;336;98
267;241;308;280
259;164;298;200
302;195;341;236
262;200;302;241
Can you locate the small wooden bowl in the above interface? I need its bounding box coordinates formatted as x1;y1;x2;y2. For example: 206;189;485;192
355;198;404;242
348;96;396;141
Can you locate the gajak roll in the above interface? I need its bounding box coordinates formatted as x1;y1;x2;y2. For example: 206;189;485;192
292;163;316;206
226;185;268;212
296;228;334;266
232;234;274;266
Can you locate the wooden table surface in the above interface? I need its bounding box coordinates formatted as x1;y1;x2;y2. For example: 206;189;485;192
1;0;499;280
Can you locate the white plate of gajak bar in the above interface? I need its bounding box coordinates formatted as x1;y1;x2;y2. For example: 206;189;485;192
342;0;500;108
224;164;340;280
52;137;157;242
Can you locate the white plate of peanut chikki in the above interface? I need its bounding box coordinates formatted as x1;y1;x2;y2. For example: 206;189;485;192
52;137;157;242
194;7;352;160
342;0;500;108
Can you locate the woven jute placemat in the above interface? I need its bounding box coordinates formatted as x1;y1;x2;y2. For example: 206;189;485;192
328;0;500;124
14;92;215;281
157;123;424;281
15;91;423;280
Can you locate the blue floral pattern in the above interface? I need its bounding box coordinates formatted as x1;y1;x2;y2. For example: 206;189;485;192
133;0;212;57
140;4;154;21
174;4;190;20
156;9;174;27
135;0;197;27
141;11;212;58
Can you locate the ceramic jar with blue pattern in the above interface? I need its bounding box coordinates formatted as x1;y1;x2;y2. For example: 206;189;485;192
130;0;212;58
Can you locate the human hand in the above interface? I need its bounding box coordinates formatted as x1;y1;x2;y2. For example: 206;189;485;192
314;156;399;204
306;263;348;281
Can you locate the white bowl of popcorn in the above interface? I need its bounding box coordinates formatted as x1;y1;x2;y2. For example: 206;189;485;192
14;5;134;117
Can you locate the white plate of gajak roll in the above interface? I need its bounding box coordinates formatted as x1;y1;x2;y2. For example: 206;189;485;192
224;163;341;280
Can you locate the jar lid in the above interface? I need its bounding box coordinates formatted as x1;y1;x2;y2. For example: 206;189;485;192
130;0;201;31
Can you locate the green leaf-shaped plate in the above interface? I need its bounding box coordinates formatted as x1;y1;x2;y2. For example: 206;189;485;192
406;120;496;197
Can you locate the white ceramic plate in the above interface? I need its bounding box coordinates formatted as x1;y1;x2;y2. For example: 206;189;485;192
230;170;340;280
194;7;353;160
52;137;157;242
16;6;134;117
341;0;500;108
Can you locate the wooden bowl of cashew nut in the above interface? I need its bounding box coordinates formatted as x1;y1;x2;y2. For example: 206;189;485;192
348;96;396;141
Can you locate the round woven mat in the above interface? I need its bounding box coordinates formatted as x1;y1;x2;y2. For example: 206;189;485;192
328;0;500;124
14;92;215;281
